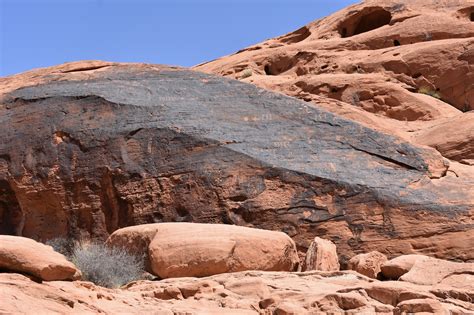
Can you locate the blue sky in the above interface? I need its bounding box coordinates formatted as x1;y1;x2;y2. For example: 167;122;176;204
0;0;358;76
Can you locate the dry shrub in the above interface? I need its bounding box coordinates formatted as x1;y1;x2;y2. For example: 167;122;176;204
46;238;145;288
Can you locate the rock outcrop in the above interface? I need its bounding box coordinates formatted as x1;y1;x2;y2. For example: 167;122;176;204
381;254;474;286
195;0;474;165
0;235;80;281
0;61;472;265
1;267;473;314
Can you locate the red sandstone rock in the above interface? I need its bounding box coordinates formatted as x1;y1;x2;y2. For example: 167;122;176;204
302;237;339;271
106;224;163;271
195;0;474;166
146;223;300;278
381;254;429;279
0;235;80;281
393;298;447;315
381;254;474;287
347;251;388;279
1;61;471;265
399;257;474;286
1;268;473;314
415;112;474;163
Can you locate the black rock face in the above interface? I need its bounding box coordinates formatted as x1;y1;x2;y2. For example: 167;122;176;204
0;64;472;263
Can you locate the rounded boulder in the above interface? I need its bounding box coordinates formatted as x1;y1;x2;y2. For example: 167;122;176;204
0;235;81;281
147;223;300;278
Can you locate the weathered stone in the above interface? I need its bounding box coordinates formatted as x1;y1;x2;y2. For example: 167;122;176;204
348;251;387;279
302;237;339;271
393;298;447;315
0;235;80;281
399;256;474;286
381;254;428;279
196;0;474;164
147;223;299;278
0;61;472;264
106;224;162;271
2;269;473;314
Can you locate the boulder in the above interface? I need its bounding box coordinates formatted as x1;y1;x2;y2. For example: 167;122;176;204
302;237;339;271
380;254;428;279
147;223;300;278
347;251;387;279
0;235;80;281
195;5;474;273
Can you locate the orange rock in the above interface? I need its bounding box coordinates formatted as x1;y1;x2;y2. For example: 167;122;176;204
393;298;447;315
195;0;474;165
381;254;474;287
381;254;428;279
347;251;388;279
146;223;300;278
302;237;339;271
106;224;163;272
415;112;474;163
1;59;472;266
399;256;474;286
0;235;80;281
1;268;473;314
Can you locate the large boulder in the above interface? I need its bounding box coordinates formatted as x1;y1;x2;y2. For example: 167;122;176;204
146;223;299;278
347;251;387;279
0;235;80;281
0;61;472;264
302;237;339;271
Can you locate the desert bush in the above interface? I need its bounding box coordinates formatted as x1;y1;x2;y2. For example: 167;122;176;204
240;69;252;79
71;241;144;288
418;86;441;99
46;237;75;259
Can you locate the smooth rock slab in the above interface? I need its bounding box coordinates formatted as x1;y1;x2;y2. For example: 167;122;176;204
381;254;474;286
399;256;474;286
0;235;80;281
147;223;300;278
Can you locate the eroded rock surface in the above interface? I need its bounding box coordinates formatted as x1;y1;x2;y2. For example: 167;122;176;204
1;269;473;314
0;61;472;264
302;237;340;271
195;0;474;164
348;251;388;279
